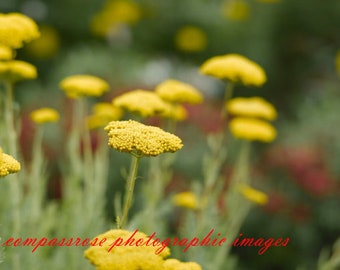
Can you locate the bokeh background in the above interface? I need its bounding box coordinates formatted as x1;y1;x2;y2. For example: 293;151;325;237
1;0;340;269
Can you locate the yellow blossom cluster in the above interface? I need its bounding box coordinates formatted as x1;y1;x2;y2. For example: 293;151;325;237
113;89;169;117
172;191;199;210
59;75;110;99
104;120;183;157
155;79;203;104
174;26;207;52
160;103;188;122
87;102;123;129
0;147;21;177
0;45;13;60
0;60;37;82
336;50;340;76
226;97;277;120
222;0;250;21
238;184;268;205
84;229;202;270
0;13;40;49
30;107;60;124
200;54;267;87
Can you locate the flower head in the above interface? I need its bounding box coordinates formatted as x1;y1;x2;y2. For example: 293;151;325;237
336;50;340;76
174;25;207;52
163;259;202;270
104;120;183;157
229;117;276;142
160;103;187;121
30;107;60;124
84;229;170;270
87;102;123;129
172;192;199;210
200;54;267;87
238;184;268;205
0;60;37;82
155;79;203;104
0;13;40;49
113;89;169;117
222;0;250;21
226;97;277;120
0;147;21;177
0;45;13;60
59;75;109;99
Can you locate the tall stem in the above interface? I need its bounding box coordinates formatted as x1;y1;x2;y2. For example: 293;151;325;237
118;154;141;229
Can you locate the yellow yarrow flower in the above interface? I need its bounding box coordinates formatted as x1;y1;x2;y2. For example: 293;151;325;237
84;229;170;270
222;0;250;21
161;103;187;121
226;97;277;120
0;147;21;177
59;74;109;99
0;60;37;82
163;259;202;270
113;89;169;117
229;117;276;142
174;25;207;52
30;107;60;124
155;79;203;104
336;50;340;76
104;120;183;157
200;54;267;87
0;13;40;49
172;192;199;210
87;102;123;129
0;45;13;60
238;184;268;205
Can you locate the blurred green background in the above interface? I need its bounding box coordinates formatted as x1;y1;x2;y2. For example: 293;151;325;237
1;0;340;269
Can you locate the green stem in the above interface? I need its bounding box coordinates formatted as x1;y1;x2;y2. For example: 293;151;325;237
221;81;235;118
4;81;17;155
118;154;141;229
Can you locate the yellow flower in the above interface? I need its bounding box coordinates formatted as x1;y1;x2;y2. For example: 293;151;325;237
25;25;60;59
91;0;141;37
161;103;187;121
200;54;267;87
226;97;277;120
30;107;60;124
0;45;13;60
0;60;37;82
336;50;340;76
155;79;203;104
172;192;199;210
104;120;183;157
0;13;40;49
59;75;110;99
0;147;21;177
229;117;276;142
174;26;207;52
87;102;123;129
84;229;170;270
222;0;250;21
163;259;202;270
113;89;169;117
238;184;268;205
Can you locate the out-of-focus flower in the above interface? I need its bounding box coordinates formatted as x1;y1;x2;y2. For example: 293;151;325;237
0;13;40;49
163;259;202;270
25;25;60;59
160;103;188;121
172;191;199;210
0;60;37;82
238;184;268;205
0;45;13;60
104;120;183;157
336;50;340;76
59;75;109;99
0;147;21;177
87;102;123;129
155;79;203;104
91;0;141;37
222;0;250;21
200;54;267;87
229;117;276;142
226;97;277;120
113;89;169;117
30;107;59;124
174;25;207;52
84;229;170;270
